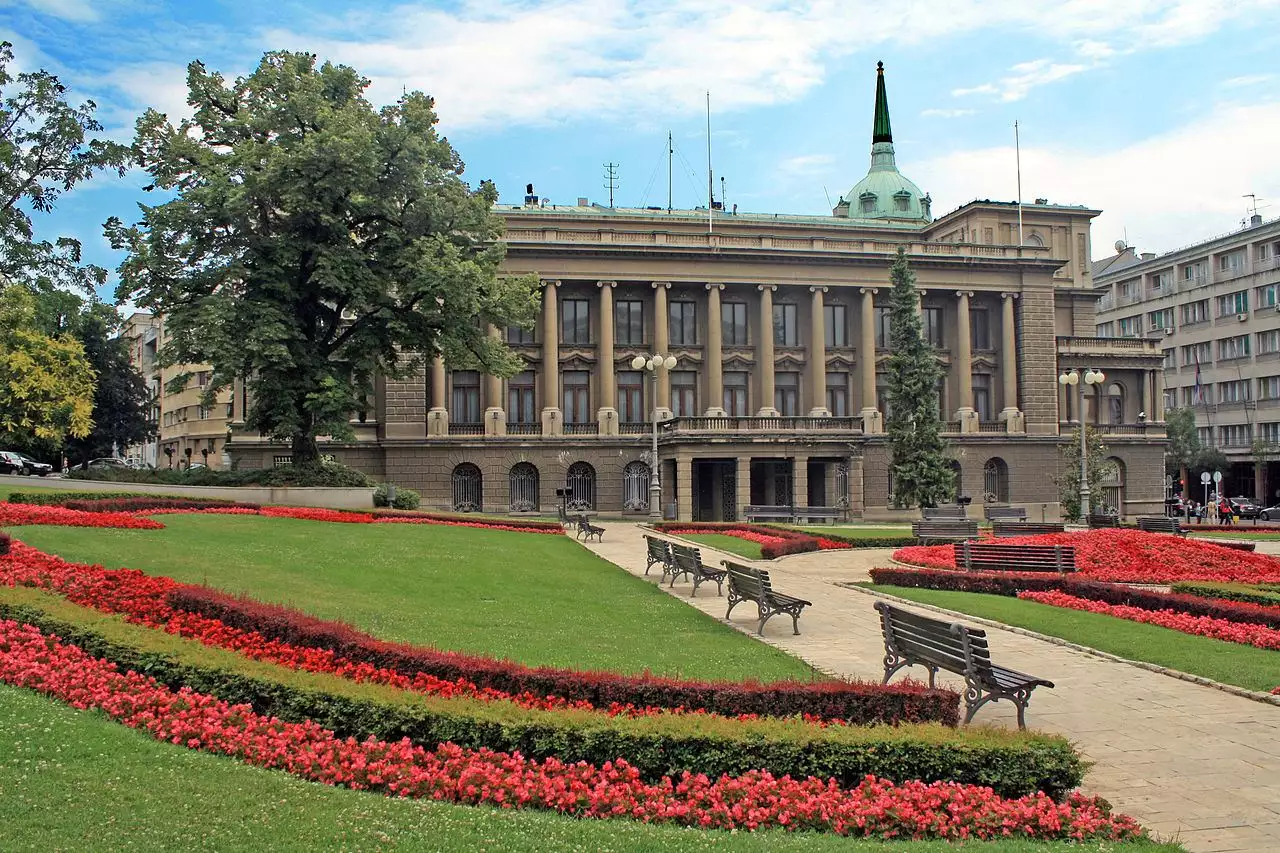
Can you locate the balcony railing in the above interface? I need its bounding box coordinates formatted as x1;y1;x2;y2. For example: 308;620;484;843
506;422;541;435
661;416;863;433
448;423;484;436
1096;294;1115;311
977;421;1006;433
1062;422;1166;436
1056;335;1162;353
619;422;649;435
563;422;599;435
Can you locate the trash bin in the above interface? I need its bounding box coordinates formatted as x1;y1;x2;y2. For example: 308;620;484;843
663;502;678;520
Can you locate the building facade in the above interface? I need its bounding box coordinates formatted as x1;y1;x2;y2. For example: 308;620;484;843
1094;216;1280;502
121;312;233;470
229;64;1167;520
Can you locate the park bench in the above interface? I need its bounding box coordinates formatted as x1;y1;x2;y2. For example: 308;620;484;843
745;505;795;523
668;542;727;597
921;506;968;520
1087;513;1120;529
794;506;846;524
1137;516;1186;537
984;506;1028;522
575;514;605;542
990;521;1066;538
644;535;675;580
556;505;574;529
910;520;979;544
954;541;1076;573
874;601;1054;729
721;560;812;635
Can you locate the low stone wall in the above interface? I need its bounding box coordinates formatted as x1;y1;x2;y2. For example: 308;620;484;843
3;476;376;510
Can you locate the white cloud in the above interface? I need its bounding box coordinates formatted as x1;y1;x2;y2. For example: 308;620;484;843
915;101;1280;258
1223;74;1276;88
778;154;834;175
952;83;998;98
100;62;193;128
8;0;100;21
921;108;976;118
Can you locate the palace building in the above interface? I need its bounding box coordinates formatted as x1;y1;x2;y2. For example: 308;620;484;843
228;63;1167;520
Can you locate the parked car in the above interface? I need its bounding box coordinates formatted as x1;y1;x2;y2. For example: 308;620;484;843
12;453;52;476
1258;503;1280;521
86;457;129;469
1227;497;1259;519
0;451;24;475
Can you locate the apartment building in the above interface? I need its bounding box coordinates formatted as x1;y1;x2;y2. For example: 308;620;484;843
1094;215;1280;501
121;312;233;469
227;63;1166;520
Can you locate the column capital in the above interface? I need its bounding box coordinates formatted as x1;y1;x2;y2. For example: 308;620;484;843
541;279;560;288
652;281;672;290
859;287;878;296
1000;291;1020;300
808;285;828;294
757;284;777;292
705;282;724;291
597;280;616;289
955;290;975;299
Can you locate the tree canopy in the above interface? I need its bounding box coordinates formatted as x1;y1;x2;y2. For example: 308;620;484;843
0;41;130;292
1056;426;1109;521
883;247;954;508
108;51;539;465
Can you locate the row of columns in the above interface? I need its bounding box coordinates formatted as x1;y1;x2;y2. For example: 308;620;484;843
427;280;1024;436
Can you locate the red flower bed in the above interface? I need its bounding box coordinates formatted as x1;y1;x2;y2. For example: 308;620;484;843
0;619;1141;841
656;523;851;559
0;502;165;530
893;529;1280;584
1018;590;1280;651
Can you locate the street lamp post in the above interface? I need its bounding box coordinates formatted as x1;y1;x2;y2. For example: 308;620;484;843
632;353;678;518
1058;368;1106;519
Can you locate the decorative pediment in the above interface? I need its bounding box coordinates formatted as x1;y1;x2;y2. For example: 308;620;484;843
723;353;756;370
775;353;806;369
826;354;856;369
560;350;597;369
972;354;999;370
670;349;704;367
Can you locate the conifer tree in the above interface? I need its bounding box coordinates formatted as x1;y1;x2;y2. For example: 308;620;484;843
884;247;954;508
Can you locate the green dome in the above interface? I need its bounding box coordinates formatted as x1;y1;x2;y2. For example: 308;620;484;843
834;62;932;224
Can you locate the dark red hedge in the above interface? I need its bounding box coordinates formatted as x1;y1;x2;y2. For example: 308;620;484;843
0;531;9;556
62;497;262;513
166;584;959;726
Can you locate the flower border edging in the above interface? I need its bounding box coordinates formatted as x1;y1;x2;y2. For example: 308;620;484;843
837;582;1280;708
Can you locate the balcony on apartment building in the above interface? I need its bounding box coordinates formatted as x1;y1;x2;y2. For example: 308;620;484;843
1056;335;1163;357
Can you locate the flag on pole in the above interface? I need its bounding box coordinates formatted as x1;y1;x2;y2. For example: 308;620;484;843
1193;351;1204;405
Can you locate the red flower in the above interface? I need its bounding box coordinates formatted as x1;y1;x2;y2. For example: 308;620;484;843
0;503;165;530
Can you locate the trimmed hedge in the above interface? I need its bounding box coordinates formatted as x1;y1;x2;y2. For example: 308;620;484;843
373;483;421;510
1172;581;1280;608
0;598;1084;800
167;583;957;725
870;567;1280;629
367;509;564;532
818;534;919;549
654;522;823;559
66;462;373;488
63;497;262;513
0;531;8;556
6;490;222;505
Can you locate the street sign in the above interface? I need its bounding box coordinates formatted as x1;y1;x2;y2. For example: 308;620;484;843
1213;471;1223;484
1201;472;1211;484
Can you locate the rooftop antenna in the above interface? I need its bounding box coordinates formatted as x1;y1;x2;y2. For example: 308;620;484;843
603;163;619;208
823;185;833;209
667;131;673;213
706;91;713;234
1014;120;1024;245
720;176;726;214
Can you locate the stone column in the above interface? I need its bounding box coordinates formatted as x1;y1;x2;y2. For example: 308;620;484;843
735;456;752;521
653;282;672;419
1142;370;1155;422
540;280;562;436
954;290;978;432
808;286;830;416
596;281;618;435
757;285;779;415
676;454;693;521
427;355;448;436
704;283;726;416
484;325;506;436
792;455;809;510
859;287;882;433
1154;369;1166;421
999;292;1024;433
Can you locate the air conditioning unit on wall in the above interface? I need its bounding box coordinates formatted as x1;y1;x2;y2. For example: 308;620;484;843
1238;313;1249;322
1164;327;1175;336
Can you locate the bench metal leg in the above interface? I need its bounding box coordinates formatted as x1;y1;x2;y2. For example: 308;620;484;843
725;592;744;620
963;683;1033;730
882;654;937;687
755;602;775;635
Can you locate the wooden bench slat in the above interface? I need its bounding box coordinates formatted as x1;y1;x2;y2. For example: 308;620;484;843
721;560;811;635
954;542;1077;574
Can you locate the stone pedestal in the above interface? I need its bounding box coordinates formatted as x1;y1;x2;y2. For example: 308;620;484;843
860;408;883;434
541;408;563;436
427;408;448;437
1000;408;1026;434
596;407;619;436
956;408;980;433
484;408;506;436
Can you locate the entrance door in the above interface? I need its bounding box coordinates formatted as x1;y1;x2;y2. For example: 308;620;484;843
694;460;738;521
808;460;826;507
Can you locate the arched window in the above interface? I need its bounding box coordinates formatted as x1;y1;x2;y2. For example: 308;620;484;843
1025;231;1045;248
508;462;539;512
565;462;597;511
622;461;651;512
859;192;877;214
1108;383;1125;425
983;457;1009;503
451;463;482;512
1100;457;1125;517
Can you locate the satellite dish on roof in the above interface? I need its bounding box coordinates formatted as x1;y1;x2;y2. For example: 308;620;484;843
1114;239;1128;252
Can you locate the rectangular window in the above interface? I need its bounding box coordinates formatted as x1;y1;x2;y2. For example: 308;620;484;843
617;371;644;423
875;373;890;420
1216;290;1249;317
723;371;748;416
1183;262;1206;283
1181;342;1212;366
1095;321;1114;337
451;370;481;423
669;301;697;346
1163;389;1176;411
825;371;848;416
1260;422;1280;444
1151;272;1172;293
773;303;798;346
775;371;799;416
670;370;697;416
936;377;947;420
1257;284;1277;309
1219;251;1245;274
1119;280;1138;301
972;374;992;421
1147;308;1173;331
1259;330;1280;354
505;325;535;344
1219;334;1252;360
1117;316;1141;337
561;371;590;423
824;304;848;347
197;405;210;420
1163;348;1176;369
1218;380;1251;403
195;371;211;387
1219;424;1251;447
1181;386;1197;407
1259;244;1274;261
722;302;749;346
922;306;944;347
1197;426;1212;446
561;299;591;344
1180;300;1209;325
615;300;644;346
1260;376;1280;401
970;309;991;349
508;371;536;423
875;306;892;349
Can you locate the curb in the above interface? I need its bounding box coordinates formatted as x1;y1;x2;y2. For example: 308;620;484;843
839;583;1280;708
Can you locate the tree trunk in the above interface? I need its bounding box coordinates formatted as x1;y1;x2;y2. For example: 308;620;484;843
1180;464;1189;501
291;432;321;467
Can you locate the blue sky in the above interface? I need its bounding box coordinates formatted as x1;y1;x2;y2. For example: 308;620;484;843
5;0;1280;302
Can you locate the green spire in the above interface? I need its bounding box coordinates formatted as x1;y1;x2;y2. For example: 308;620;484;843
872;61;892;144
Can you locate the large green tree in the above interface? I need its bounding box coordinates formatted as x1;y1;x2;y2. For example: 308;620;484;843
1165;406;1199;500
0;42;130;292
108;52;538;465
1056;426;1109;521
884;247;953;508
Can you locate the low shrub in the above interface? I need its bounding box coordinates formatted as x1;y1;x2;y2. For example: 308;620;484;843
373;483;421;510
66;462;374;488
0;600;1084;800
654;522;855;559
1172;581;1280;608
0;531;8;556
818;534;919;549
167;583;957;726
7;490;203;505
63;497;262;513
869;567;1280;629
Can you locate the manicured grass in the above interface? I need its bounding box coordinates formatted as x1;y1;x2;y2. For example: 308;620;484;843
0;686;1183;852
6;514;817;682
680;532;764;560
1190;530;1280;541
865;585;1280;694
791;525;913;538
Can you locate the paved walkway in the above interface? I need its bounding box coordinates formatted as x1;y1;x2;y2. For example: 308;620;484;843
581;523;1280;853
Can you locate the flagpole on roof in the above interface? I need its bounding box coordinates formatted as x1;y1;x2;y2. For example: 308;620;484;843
1015;120;1024;246
706;91;714;234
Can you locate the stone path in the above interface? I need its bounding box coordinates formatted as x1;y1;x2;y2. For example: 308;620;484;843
581;523;1280;853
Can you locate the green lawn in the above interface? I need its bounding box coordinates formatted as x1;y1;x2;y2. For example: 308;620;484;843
790;525;913;538
681;532;764;560
865;585;1280;694
1189;530;1280;541
0;686;1182;852
6;514;816;682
